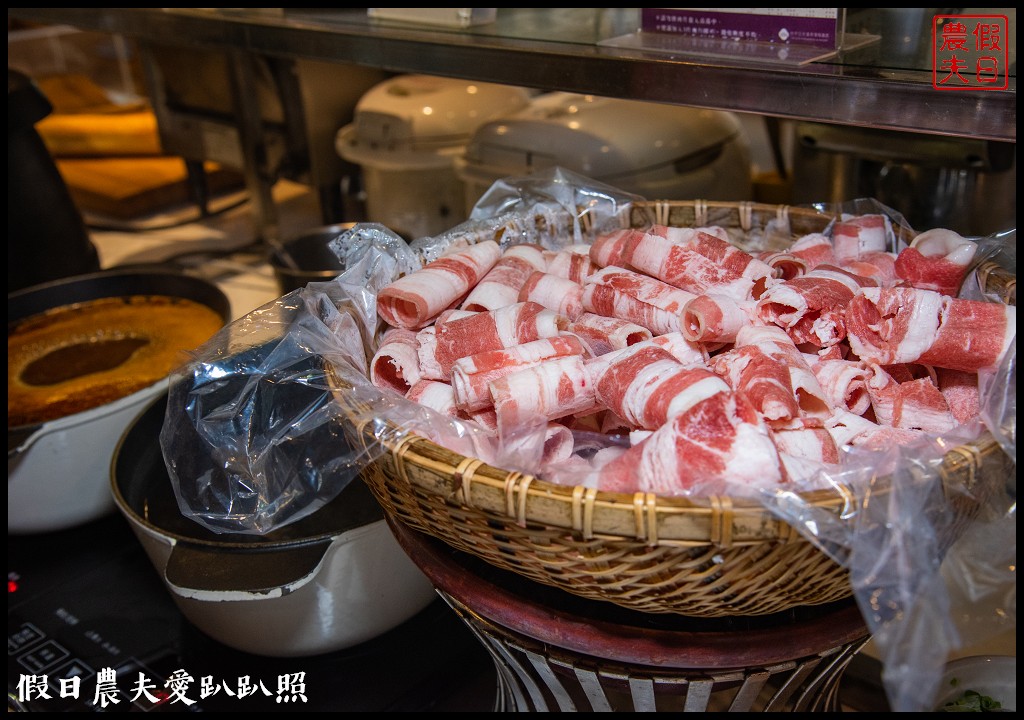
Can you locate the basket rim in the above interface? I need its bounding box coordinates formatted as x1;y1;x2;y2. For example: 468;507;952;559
333;199;1014;546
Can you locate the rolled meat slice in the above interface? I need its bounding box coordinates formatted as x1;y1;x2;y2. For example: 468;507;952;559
771;427;841;464
826;410;928;452
519;271;585;321
401;380;498;464
461;243;547;312
565;312;652;356
838;251;898;287
450;334;589;412
805;357;873;416
712;344;802;429
890;377;957;433
862;362;937;426
497;421;576;470
592;390;784;496
489;354;600;435
756;265;876;348
681;293;758;344
863;363;914;427
787;232;835;271
831;213;892;262
582;266;696;336
589;344;729;431
935;368;981;425
732;324;833;426
377;240;501;329
845;286;1015;373
405;379;459;417
369;328;422;395
417;301;568;381
589;228;644;268
546;244;598;283
627;226;777;301
758;251;808;281
648;331;709;366
893;228;979;297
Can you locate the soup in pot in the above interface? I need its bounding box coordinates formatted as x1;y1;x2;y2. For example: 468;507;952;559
8;295;224;427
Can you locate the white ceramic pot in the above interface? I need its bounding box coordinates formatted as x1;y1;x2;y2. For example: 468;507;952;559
9;380;166;533
111;394;437;657
8;270;231;535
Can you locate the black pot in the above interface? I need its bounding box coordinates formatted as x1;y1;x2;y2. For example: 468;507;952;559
268;224;353;294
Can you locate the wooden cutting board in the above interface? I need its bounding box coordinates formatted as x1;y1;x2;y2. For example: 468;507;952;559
55;157;244;219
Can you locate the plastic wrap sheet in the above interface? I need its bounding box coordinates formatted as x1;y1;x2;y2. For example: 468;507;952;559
160;224;421;534
161;171;1015;712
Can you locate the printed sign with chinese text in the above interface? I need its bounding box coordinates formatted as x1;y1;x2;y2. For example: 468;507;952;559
641;8;840;49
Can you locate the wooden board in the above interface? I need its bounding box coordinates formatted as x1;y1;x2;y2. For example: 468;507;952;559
55;157;245;219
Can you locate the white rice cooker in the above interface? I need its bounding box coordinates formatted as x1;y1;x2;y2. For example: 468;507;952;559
336;74;533;240
455;93;753;213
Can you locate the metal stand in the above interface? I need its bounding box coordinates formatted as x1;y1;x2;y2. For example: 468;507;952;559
389;519;871;713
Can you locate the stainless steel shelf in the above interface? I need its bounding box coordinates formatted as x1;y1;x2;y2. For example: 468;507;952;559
8;7;1016;143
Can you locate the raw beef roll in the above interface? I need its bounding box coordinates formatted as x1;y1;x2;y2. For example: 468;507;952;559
831;213;891;262
589;344;729;431
732;324;833;427
405;379;459;417
838;251;898;287
889;377;957;433
758;251;809;281
489;355;600;435
369;328;422;395
592;390;784;496
648;331;709;366
565;312;652;356
498;422;576;469
845;286;1015;373
893;228;979;297
682;293;757;343
771;427;842;464
450;334;589;412
935;368;981;425
626;225;778;301
519;271;585;320
377;240;501;329
545;244;598;283
461;243;547;312
756;265;877;348
787;233;835;271
582;266;696;336
589;228;645;268
806;357;873;416
826;410;928;452
712;344;804;429
417;301;568;381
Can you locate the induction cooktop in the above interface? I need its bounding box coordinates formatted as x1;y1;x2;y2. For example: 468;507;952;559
8;512;498;712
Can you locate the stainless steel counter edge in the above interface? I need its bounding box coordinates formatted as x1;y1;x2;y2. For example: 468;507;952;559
8;7;1016;143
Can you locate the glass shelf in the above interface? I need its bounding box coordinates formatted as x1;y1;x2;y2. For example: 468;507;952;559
7;8;1016;142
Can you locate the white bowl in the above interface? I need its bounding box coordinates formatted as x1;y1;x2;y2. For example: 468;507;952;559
934;655;1016;712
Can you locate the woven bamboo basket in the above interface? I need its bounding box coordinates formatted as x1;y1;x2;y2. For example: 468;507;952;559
331;200;1016;618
